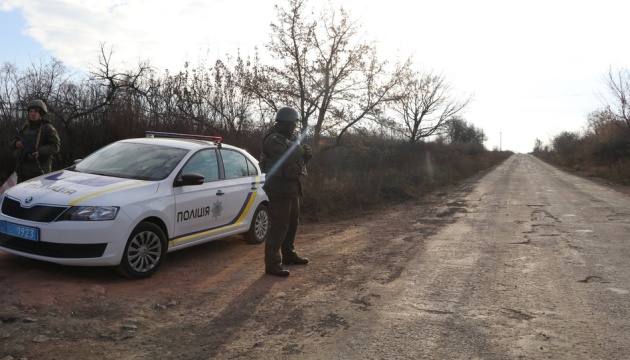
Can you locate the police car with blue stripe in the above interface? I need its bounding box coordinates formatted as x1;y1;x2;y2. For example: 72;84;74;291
0;131;269;279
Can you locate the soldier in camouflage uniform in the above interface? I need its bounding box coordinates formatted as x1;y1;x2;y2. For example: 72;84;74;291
11;99;61;183
259;107;313;277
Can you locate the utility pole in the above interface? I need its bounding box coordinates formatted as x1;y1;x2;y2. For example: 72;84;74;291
500;131;502;151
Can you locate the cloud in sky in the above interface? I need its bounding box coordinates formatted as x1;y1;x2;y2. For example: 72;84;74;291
1;0;278;71
2;0;630;153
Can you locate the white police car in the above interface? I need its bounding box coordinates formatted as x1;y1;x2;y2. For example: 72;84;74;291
0;131;269;279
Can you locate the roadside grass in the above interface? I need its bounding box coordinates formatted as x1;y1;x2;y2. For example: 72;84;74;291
299;138;512;220
534;152;630;186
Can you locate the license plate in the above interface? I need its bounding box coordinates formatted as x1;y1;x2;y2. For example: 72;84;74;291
0;221;40;241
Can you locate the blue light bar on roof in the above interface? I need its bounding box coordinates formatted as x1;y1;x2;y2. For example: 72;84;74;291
145;131;222;142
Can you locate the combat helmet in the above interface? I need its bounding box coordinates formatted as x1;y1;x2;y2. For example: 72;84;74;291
274;107;300;122
27;99;48;115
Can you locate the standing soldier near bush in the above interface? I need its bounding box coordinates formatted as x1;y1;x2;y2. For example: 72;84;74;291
260;106;313;277
10;99;61;183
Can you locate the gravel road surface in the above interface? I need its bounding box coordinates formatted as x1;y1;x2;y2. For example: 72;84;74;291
1;153;629;359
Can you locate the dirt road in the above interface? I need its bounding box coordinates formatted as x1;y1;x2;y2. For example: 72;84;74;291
1;154;630;359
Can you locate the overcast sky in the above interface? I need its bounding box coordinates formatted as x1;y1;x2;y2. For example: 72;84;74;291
2;0;628;153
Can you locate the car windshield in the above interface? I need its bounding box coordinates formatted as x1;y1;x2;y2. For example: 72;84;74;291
73;142;189;181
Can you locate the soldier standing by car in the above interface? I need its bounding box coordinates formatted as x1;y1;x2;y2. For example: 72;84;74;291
10;99;61;183
259;107;313;277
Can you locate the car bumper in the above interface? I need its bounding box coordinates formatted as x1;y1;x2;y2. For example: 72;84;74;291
0;214;133;266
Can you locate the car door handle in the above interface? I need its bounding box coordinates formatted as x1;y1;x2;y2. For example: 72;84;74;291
216;190;225;196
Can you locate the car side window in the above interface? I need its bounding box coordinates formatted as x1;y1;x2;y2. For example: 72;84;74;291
181;149;219;182
221;149;258;179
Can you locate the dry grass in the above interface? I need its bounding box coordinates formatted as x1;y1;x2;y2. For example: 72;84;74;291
299;138;511;220
534;152;630;186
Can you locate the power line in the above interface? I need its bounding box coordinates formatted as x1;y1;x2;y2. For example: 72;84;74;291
478;93;596;100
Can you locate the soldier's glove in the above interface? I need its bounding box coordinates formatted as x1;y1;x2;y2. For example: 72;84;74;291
301;144;313;162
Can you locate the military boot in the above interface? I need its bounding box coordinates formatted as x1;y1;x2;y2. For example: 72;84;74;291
265;266;290;277
282;255;309;265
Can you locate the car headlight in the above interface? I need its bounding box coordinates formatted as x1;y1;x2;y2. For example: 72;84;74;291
61;206;120;221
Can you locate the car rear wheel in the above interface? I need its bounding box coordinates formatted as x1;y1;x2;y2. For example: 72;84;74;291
117;222;167;279
243;204;269;244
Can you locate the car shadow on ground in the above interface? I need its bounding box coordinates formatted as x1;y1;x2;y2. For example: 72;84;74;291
0;235;261;285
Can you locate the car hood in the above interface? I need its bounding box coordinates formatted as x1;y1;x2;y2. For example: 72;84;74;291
4;170;159;206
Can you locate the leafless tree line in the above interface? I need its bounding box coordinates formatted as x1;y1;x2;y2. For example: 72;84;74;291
1;0;476;177
534;67;630;182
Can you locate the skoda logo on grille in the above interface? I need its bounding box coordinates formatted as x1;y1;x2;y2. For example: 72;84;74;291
24;196;34;205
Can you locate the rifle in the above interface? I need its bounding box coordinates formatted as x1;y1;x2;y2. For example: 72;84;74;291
12;126;45;175
291;130;309;176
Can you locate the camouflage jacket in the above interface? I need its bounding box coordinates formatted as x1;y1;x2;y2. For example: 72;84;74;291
11;119;61;179
259;125;312;198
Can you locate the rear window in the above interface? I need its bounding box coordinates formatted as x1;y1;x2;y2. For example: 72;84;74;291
221;149;258;179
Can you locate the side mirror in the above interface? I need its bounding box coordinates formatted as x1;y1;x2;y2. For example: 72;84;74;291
175;173;205;186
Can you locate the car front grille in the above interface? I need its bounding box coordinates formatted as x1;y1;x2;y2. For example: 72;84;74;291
1;197;68;223
0;234;107;258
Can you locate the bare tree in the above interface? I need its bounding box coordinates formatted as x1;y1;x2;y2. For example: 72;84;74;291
170;61;222;131
552;131;581;154
0;56;73;122
393;70;472;144
0;63;23;123
209;57;257;136
587;107;619;135
74;44;152;121
445;116;486;146
251;0;405;145
603;67;630;128
591;67;630;160
169;54;258;137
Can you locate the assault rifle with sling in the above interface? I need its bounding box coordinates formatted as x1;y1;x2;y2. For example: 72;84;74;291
12;126;45;175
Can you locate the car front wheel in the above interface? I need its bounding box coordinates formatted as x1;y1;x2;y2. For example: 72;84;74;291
117;222;167;279
243;204;269;244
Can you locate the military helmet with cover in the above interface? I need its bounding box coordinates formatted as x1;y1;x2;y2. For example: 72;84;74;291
27;99;48;115
274;107;300;122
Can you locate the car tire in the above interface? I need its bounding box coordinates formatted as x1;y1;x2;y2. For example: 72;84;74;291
116;222;167;279
243;204;269;244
